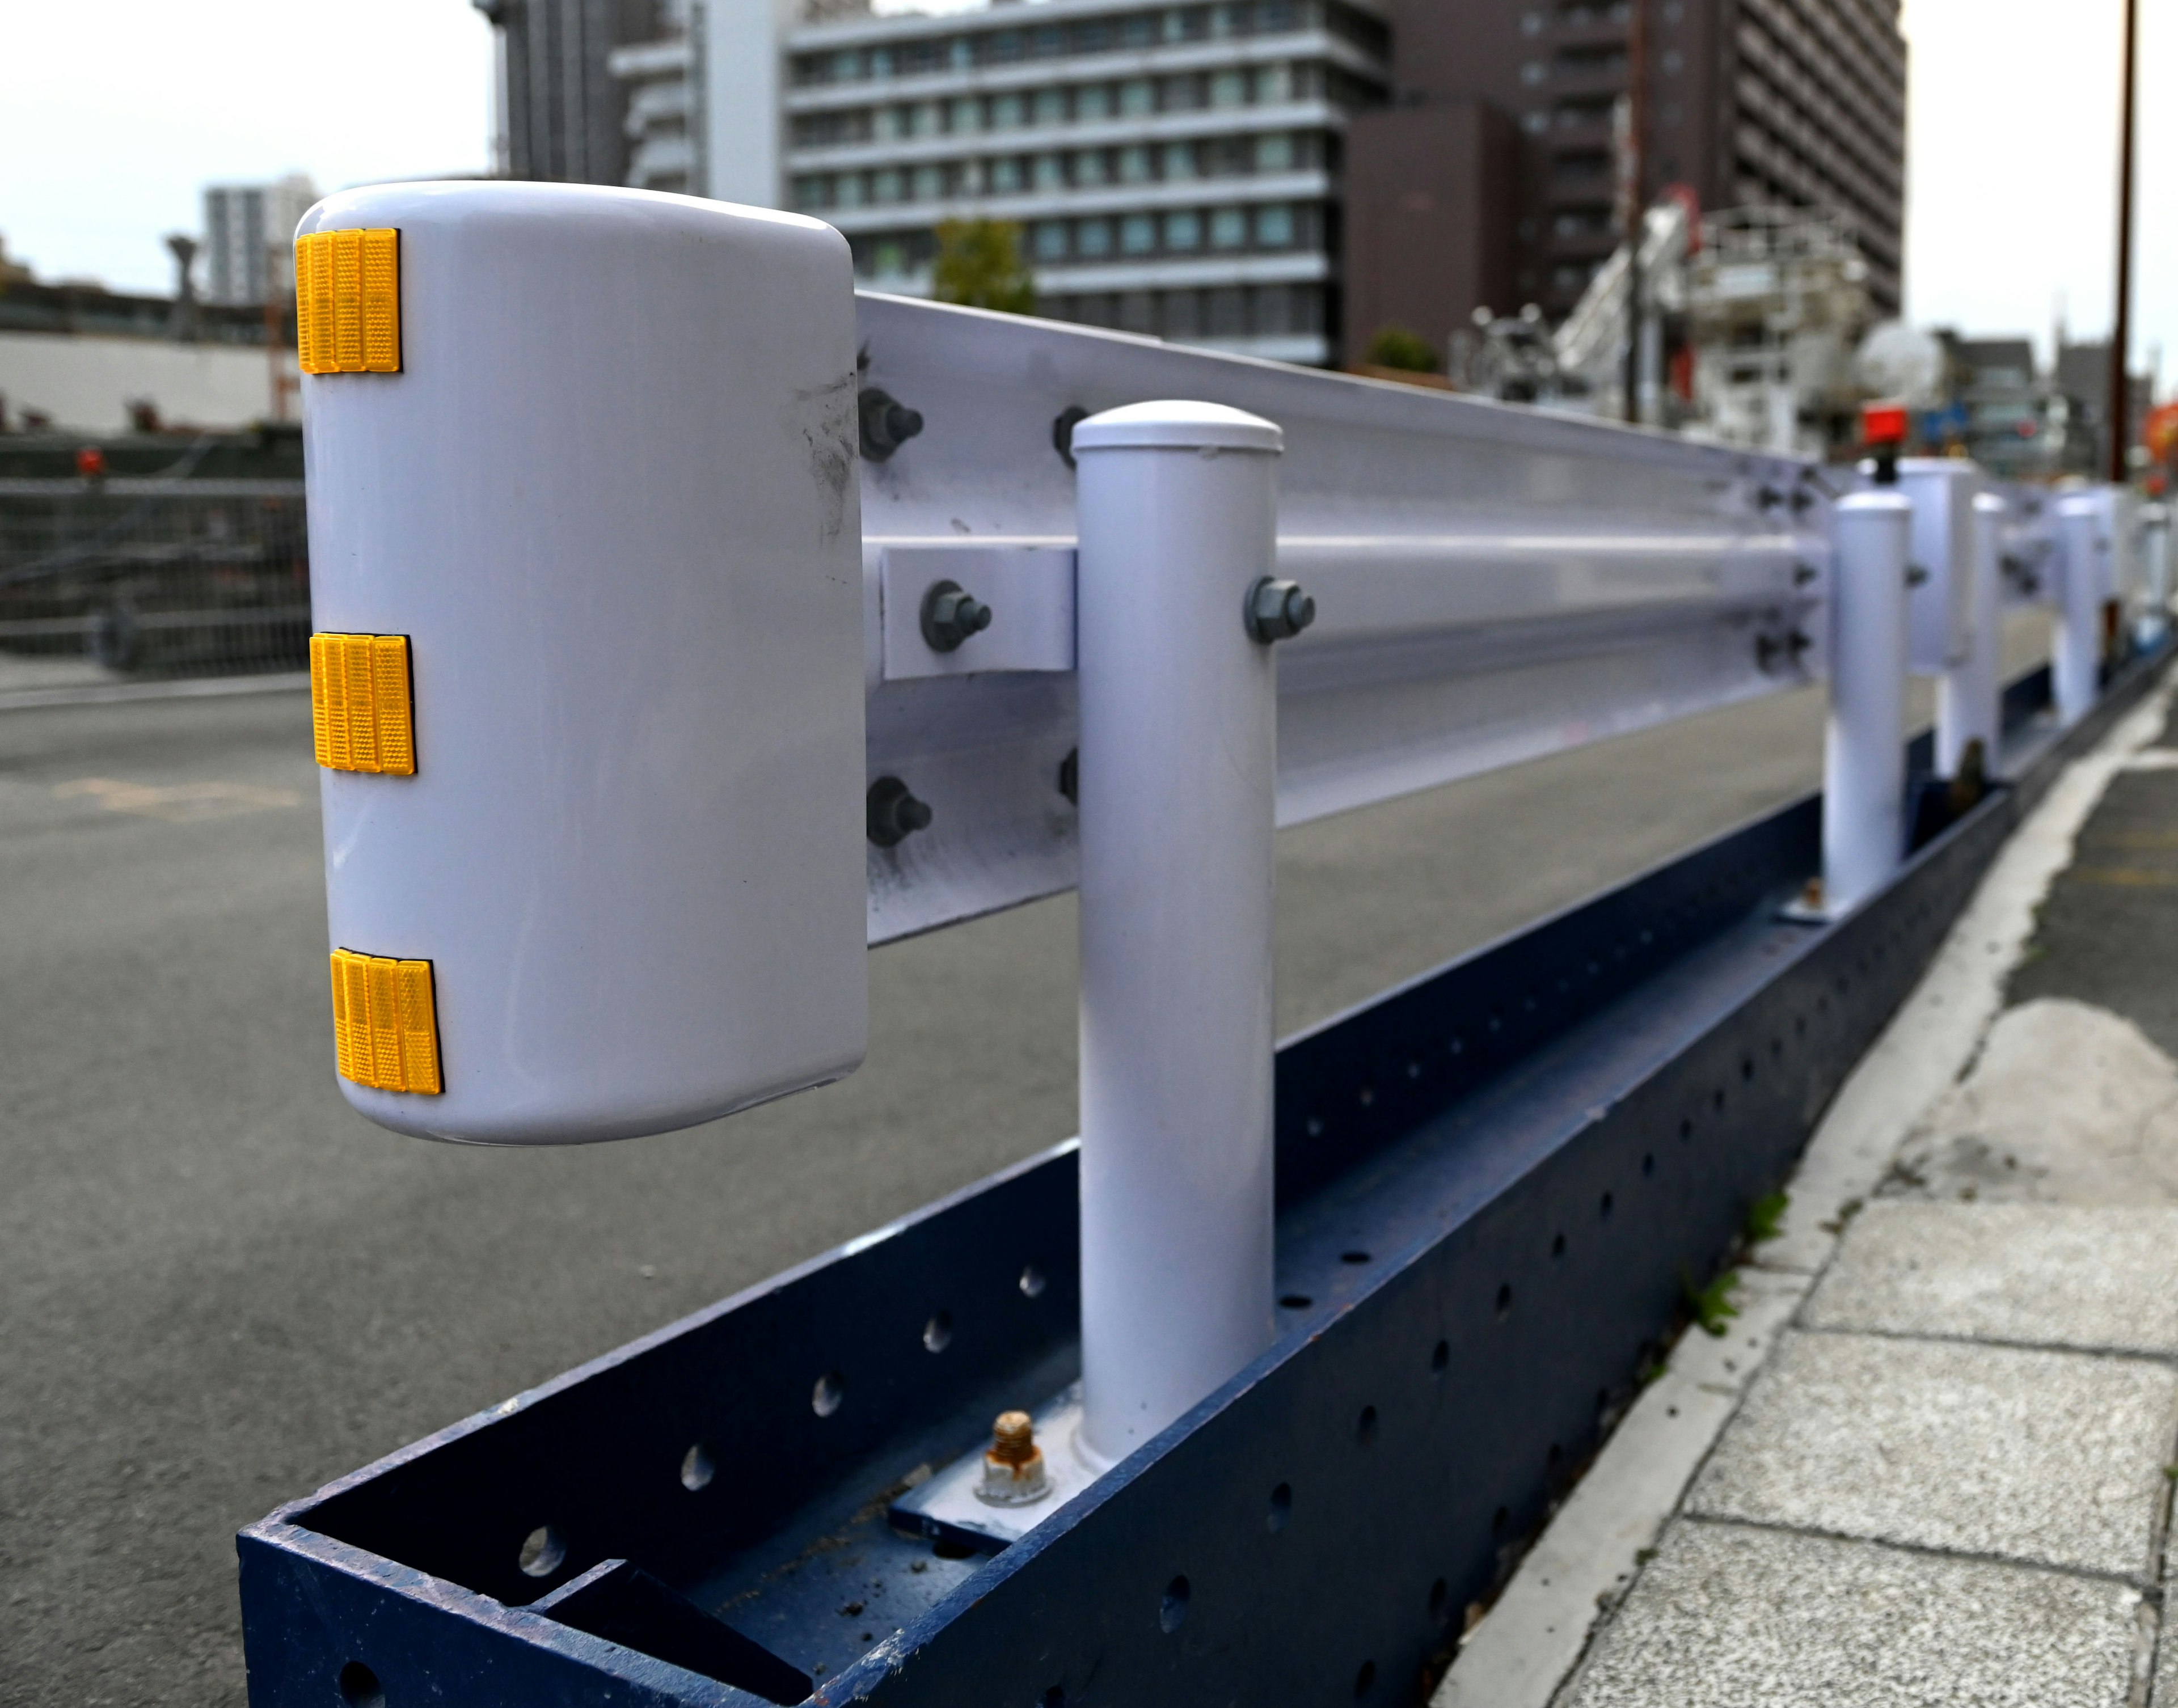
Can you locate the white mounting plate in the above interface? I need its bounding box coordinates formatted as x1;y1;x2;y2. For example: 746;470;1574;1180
888;1385;1099;1554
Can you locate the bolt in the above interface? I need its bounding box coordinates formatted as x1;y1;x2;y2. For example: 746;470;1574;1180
977;1410;1050;1507
866;776;933;848
921;580;993;652
859;387;924;462
1245;577;1315;644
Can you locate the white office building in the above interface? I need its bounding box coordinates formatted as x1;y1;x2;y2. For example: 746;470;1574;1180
611;0;1387;365
202;176;319;306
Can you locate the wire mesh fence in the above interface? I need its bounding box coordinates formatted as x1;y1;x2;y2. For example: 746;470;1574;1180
0;472;310;684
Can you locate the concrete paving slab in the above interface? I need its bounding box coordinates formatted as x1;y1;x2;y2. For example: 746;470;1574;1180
1687;1330;2178;1578
2159;1621;2178;1708
1559;1520;2145;1708
1886;998;2178;1206
1805;1202;2178;1354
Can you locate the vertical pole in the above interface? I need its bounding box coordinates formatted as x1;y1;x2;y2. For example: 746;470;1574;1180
1620;0;1648;426
2142;502;2172;649
2108;0;2139;485
1071;401;1290;1467
2055;492;2105;724
1948;491;2008;779
1824;491;1911;915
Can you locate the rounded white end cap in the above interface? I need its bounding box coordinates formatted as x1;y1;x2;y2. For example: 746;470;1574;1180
1070;400;1283;455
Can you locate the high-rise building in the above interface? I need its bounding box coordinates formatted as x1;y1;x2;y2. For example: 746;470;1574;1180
777;0;1389;365
1345;0;1906;365
476;0;667;184
202;176;319;306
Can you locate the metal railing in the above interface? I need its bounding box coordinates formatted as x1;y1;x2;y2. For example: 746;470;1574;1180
0;476;311;683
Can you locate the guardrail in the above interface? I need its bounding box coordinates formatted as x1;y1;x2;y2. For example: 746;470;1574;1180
0;476;310;680
236;184;2158;1708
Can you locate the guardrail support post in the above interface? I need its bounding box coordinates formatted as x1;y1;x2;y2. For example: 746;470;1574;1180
1824;489;1911;915
1942;490;2006;780
1071;401;1287;1467
2054;492;2107;725
2139;502;2171;650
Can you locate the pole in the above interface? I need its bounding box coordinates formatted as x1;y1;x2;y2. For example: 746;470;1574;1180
1621;0;1649;425
1071;400;1293;1467
1824;491;1911;915
2054;492;2106;724
2108;0;2139;484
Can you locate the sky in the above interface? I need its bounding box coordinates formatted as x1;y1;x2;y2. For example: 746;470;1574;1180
0;0;2168;388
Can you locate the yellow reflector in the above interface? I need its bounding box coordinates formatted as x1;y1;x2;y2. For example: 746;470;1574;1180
294;229;400;375
330;950;442;1094
310;633;415;775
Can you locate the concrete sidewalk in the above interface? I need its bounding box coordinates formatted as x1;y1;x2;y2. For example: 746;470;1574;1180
1443;675;2178;1708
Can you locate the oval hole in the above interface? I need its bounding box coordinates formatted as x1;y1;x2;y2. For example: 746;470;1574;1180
1340;1250;1371;1265
1599;1191;1614;1220
680;1444;715;1492
922;1312;953;1353
1159;1575;1191;1634
1428;1577;1450;1622
1495;1283;1513;1321
1280;1292;1314;1309
1267;1483;1293;1533
812;1372;845;1417
1354;1659;1378;1698
338;1662;386;1708
1430;1339;1450;1375
1356;1405;1379;1445
518;1525;565;1579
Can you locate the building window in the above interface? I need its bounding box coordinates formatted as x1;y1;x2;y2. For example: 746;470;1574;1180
1120;78;1155;115
1164;290;1203;338
1163;141;1197;180
1210;206;1249;247
914;164;944;201
1033;221;1070;261
1120;291;1157;334
1120;144;1154;182
837;173;866;209
1075;149;1111;185
1166;210;1202;250
1121;213;1158;254
906;103;938;137
1255;204;1295;246
993;92;1025;128
1035;87;1067;125
1078;217;1115;257
1208;287;1248;336
1522;61;1547;87
990;157;1024;194
1255;62;1293;103
1035;154;1067;190
872;168;904;204
873;239;906;276
1211;69;1248;107
1079;83;1114;121
1256;132;1294;171
949;96;982;133
793;176;830;210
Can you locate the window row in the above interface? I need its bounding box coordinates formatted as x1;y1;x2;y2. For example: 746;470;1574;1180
1045;282;1327;341
793;134;1319;211
790;2;1385;86
845;203;1322;277
792;64;1316;149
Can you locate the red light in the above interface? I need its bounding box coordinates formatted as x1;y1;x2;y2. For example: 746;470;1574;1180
74;445;107;479
1861;402;1909;447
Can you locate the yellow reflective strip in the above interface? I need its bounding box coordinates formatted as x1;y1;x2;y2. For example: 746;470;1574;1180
370;636;413;774
340;635;379;772
366;957;403;1088
361;229;400;373
331;229;364;371
293;238;316;373
339;952;375;1085
309;635;332;767
329;951;355;1080
320;632;351;768
305;234;339;376
395;959;441;1093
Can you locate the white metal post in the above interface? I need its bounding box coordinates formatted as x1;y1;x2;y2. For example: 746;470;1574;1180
2143;502;2173;649
2054;492;2106;726
1071;401;1289;1467
1823;490;1911;915
1941;490;2006;782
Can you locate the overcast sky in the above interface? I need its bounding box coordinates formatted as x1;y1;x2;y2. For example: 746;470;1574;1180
0;0;2167;386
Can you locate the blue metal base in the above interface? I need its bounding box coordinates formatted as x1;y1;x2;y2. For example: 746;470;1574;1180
238;653;2163;1708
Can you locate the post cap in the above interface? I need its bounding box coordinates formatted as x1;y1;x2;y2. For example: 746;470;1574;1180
1069;400;1283;455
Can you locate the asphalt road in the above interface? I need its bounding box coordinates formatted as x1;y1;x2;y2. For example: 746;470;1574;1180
0;642;2014;1706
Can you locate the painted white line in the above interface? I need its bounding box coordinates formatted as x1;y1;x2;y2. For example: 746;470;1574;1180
1433;669;2178;1708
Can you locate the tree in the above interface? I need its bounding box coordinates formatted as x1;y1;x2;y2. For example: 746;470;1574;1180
931;219;1036;316
1362;325;1440;373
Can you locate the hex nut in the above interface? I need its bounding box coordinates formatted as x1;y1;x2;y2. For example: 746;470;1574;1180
859;387;925;462
1245;577;1316;644
921;580;994;653
867;776;933;848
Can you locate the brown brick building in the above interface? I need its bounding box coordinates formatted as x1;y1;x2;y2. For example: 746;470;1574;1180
1345;0;1906;366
